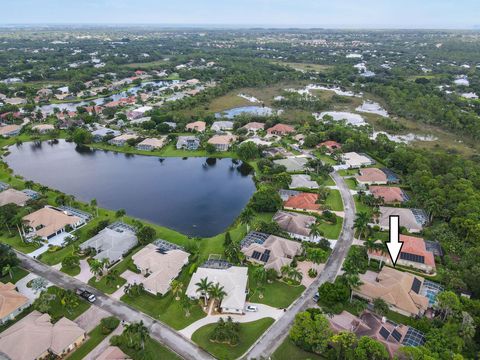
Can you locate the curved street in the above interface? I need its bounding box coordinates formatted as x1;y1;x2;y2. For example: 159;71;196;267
244;171;356;359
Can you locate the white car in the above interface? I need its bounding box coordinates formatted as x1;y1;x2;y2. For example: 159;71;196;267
245;305;258;312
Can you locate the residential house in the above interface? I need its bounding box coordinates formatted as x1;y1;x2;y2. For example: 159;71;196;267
273;156;309;172
0;282;30;324
126;106;152;121
241;234;302;274
273;211;319;243
0;188;31;207
266;123;295;136
132;242;189;296
22;206;84;240
376;207;427;233
185;121;206;132
356;168;388;186
176;136;200;150
317;140;342;152
136;137;166;151
0;124;21;138
96;346;131;360
207;134;237;151
0;311;86;360
289;174;319;190
91;127;121;142
284;192;321;214
368;235;436;274
263;147;293;158
342;152;375;168
353;267;430;317
242;122;265;133
186;265;248;314
241;137;272;147
80;222;138;265
32;124;55;134
211;121;234;132
369;186;408;204
108;134;138;146
329;310;426;358
4;98;26;106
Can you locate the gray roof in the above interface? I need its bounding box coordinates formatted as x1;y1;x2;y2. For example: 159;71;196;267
290;174;319;189
273;157;309;172
273;210;316;237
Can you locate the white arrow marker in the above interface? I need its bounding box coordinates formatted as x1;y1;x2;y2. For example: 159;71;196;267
386;215;403;266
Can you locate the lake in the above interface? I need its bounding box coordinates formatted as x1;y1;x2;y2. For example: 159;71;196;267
5;140;256;237
215;106;275;119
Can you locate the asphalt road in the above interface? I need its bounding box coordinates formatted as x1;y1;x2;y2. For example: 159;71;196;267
15;251;214;360
244;171;356;359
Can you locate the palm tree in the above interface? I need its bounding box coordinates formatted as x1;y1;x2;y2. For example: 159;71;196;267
88;259;104;281
105;269;118;286
239;207;255;232
59;289;79;314
208;283;227;308
195;277;213;306
288;267;303;283
24;180;34;189
171;280;184;301
353;211;371;240
180;294;192;317
280;265;291;278
344;273;362;302
125;321;149;350
308;221;323;240
1;264;13;280
252;267;267;298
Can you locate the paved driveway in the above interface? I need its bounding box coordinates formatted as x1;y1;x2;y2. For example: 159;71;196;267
27;232;72;258
297;261;325;287
74;306;111;333
15;273;52;301
75;259;94;283
179;302;283;339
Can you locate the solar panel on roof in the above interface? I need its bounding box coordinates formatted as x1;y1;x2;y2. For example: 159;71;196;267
391;329;402;342
252;251;262;260
400;252;425;264
402;327;426;347
411;278;421;294
379;327;390;340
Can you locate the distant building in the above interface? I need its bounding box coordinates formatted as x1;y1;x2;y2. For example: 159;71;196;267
108;134;138;146
317;140;342;152
0;282;30;324
266;123;295;136
0;189;31;207
211;121;234;132
273;156;309;172
369;186;408;204
356;168;388;185
207;134;237;151
0;125;21;138
284;192;321;214
136;137;166;151
32;124;55;134
376;207;427;233
91;127;121;142
289;174;319;190
185;121;206;132
242;122;265;133
273;210;319;243
342;152;375;168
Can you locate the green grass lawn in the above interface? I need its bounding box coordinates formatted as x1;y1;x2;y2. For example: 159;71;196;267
248;271;305;308
119;337;181;360
192;317;275;360
354;195;372;215
0;233;40;253
88;274;126;294
272;338;324;360
318;216;343;239
325;189;343;211
338;169;358;177
344;178;358;190
61;266;80;276
317;154;337;165
46;286;90;321
68;323;111;360
0;266;29;284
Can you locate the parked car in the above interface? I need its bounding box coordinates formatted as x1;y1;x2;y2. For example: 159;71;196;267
245;305;258;312
76;288;96;302
313;292;320;302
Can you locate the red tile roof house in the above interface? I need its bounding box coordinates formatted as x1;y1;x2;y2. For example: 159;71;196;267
283;192;322;214
266;123;295;136
242;122;265;133
317;140;342;152
369;186;407;204
356;168;388;186
367;235;436;274
185;121;206;132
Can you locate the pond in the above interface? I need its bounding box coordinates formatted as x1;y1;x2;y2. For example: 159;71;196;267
215;106;275;119
5;140;256;237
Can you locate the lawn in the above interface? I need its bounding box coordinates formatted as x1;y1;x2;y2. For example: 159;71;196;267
88;274;126;294
354;195;372;215
337;169;358;177
192;317;275;360
119;337;181;360
325;189;343;211
0;233;40;253
272;338;324;360
318;216;343;239
61;265;80;276
317;154;337;165
0;266;29;284
248;271;305;308
46;286;90;321
68;323;111;360
344;178;358;190
271;61;332;73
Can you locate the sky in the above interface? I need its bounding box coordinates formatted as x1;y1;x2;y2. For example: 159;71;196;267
1;0;478;29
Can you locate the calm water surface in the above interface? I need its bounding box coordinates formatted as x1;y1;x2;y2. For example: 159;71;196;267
5;140;255;237
215;106;274;119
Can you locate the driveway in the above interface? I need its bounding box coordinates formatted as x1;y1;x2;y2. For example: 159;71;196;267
245;171;356;359
27;232;73;258
179;303;283;339
15;273;52;301
83;325;124;360
110;270;145;300
75;259;94;283
74;306;111;333
297;261;325;287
